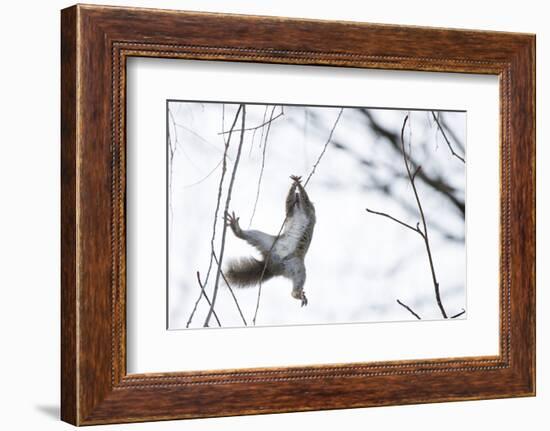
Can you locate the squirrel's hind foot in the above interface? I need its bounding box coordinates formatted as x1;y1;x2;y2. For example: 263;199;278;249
291;289;308;307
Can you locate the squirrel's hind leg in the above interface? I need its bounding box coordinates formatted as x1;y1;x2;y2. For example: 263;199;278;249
286;258;308;307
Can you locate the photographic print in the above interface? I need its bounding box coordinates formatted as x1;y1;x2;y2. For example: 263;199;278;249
167;101;466;329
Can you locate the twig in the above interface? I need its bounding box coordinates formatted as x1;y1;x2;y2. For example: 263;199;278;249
186;104;242;328
450;308;466;319
250;106;269;157
412;165;422;182
366;115;448;319
431;111;465;163
183;158;223;189
304;113;461;242
360;109;464;215
252;108;345;325
167;110;177;234
171;117;230;157
304;108;344;187
212;251;247;326
365;208;422;236
249;105;277;227
219;109;284;135
195;272;221;326
399;115;448;319
204;104;247;327
383;192;464;243
396;299;421;320
170;107;222;328
168;110;209;172
439;113;465;153
252;218;287;326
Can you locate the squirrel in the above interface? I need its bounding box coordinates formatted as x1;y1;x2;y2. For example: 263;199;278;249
224;175;316;306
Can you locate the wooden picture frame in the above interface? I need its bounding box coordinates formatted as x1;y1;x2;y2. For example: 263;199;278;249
61;4;535;425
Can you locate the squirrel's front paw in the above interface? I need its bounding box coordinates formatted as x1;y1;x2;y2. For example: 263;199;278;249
300;292;308;307
224;211;241;232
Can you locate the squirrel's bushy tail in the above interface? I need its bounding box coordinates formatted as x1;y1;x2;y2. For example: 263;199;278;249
225;257;274;287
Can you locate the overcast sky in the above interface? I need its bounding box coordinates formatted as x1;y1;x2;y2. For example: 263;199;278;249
167;102;466;329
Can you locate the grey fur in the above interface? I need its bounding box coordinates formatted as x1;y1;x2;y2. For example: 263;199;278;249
224;176;316;306
225;256;274;287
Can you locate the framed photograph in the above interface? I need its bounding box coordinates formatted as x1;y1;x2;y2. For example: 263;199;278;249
61;4;535;425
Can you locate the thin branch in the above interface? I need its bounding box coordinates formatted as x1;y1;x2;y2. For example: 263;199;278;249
302;108;310;169
360;109;464;215
219;109;284;135
304;108;344;187
195;272;221;326
212;251;247;326
252;108;344;325
169;108;223;328
439;113;465;153
365;208;423;236
250;106;269;157
204;104;247;327
167;110;177;233
171;117;230;158
295;114;461;242
396;299;421;320
169;110;211;171
186;104;242;328
384;191;464;243
252;218;286;326
399;115;448;319
183;158;223;189
249;105;277;227
431;111;465;163
412;165;422;182
450;308;466;319
366;115;448;319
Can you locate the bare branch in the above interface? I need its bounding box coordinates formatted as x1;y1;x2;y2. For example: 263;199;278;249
249;105;277;227
219;108;284;135
253;108;344;325
204;104;247;327
183;158;223;189
365;208;423;236
450;308;466;319
431;111;465;163
304;108;345;187
386;192;464;243
396;299;421;320
252;217;286;326
212;251;247;326
438;112;465;153
171;116;230;157
399;115;448;319
192;271;221;326
250;106;269;157
167;109;177;234
294;114;461;241
186;104;242;328
412;165;422;182
360;109;465;215
169;110;225;167
366;115;449;319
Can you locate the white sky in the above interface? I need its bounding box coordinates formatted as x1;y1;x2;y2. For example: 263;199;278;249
168;102;466;329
